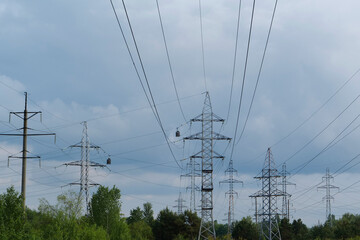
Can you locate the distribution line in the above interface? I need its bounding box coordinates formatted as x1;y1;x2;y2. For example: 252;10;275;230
229;0;256;163
236;0;278;145
226;0;242;121
155;0;187;122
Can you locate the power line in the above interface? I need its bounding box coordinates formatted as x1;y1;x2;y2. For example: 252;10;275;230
281;92;360;169
289;109;360;177
271;67;360;150
226;0;242;121
155;0;187;122
110;0;182;169
229;0;256;163
236;0;278;145
248;66;360;165
198;0;207;91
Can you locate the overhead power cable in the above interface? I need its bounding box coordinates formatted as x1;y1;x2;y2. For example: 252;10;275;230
273;67;360;149
236;0;278;145
198;0;207;91
110;0;182;168
281;92;360;168
226;0;242;121
229;0;256;163
289;109;360;177
248;66;360;167
155;0;187;122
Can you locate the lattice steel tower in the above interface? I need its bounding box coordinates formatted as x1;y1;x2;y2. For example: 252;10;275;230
184;92;231;240
278;163;295;219
317;168;339;226
181;154;201;213
65;121;106;214
174;192;187;215
220;159;242;235
250;148;285;240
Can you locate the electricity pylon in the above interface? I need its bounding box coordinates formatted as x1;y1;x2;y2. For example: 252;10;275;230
278;163;295;219
184;92;231;240
0;92;55;210
181;154;201;213
220;159;242;235
317;168;339;226
174;192;187;215
64;121;106;214
250;148;285;240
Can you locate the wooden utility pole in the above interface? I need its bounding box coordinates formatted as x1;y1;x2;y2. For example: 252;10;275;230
0;92;55;210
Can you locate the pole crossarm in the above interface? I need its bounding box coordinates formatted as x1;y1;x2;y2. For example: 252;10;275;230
0;92;56;211
184;131;231;141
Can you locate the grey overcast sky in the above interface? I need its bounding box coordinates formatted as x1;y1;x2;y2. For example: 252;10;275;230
1;0;360;226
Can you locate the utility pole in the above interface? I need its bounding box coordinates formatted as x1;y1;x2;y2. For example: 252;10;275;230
250;148;285;240
220;159;242;235
64;121;107;214
317;168;339;226
0;92;55;211
181;154;201;213
174;192;187;215
278;163;295;219
184;92;231;240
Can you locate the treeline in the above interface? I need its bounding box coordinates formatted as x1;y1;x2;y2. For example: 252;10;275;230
0;186;201;240
1;185;360;240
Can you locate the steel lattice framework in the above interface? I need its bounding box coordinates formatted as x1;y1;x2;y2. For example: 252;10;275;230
65;121;106;214
220;159;242;235
278;163;295;219
182;155;201;213
250;148;285;240
317;168;339;226
174;192;187;215
184;92;231;240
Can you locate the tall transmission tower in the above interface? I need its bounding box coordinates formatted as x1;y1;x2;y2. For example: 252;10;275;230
317;168;339;226
220;159;242;235
64;121;107;214
174;192;187;215
184;92;231;240
278;163;295;219
181;154;201;213
250;148;285;240
0;92;55;210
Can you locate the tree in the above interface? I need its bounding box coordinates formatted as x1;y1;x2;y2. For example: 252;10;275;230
129;220;154;240
36;190;108;240
232;217;259;240
143;202;154;226
0;186;27;240
279;218;292;240
180;210;201;240
153;208;182;240
90;186;121;232
127;206;144;225
292;219;308;240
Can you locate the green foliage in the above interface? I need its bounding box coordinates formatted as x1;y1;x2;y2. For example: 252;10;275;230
89;185;121;234
9;183;360;240
152;208;200;240
279;218;292;240
214;220;228;238
232;216;259;240
127;206;144;225
129;220;154;240
0;186;28;240
143;202;154;225
292;218;308;240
